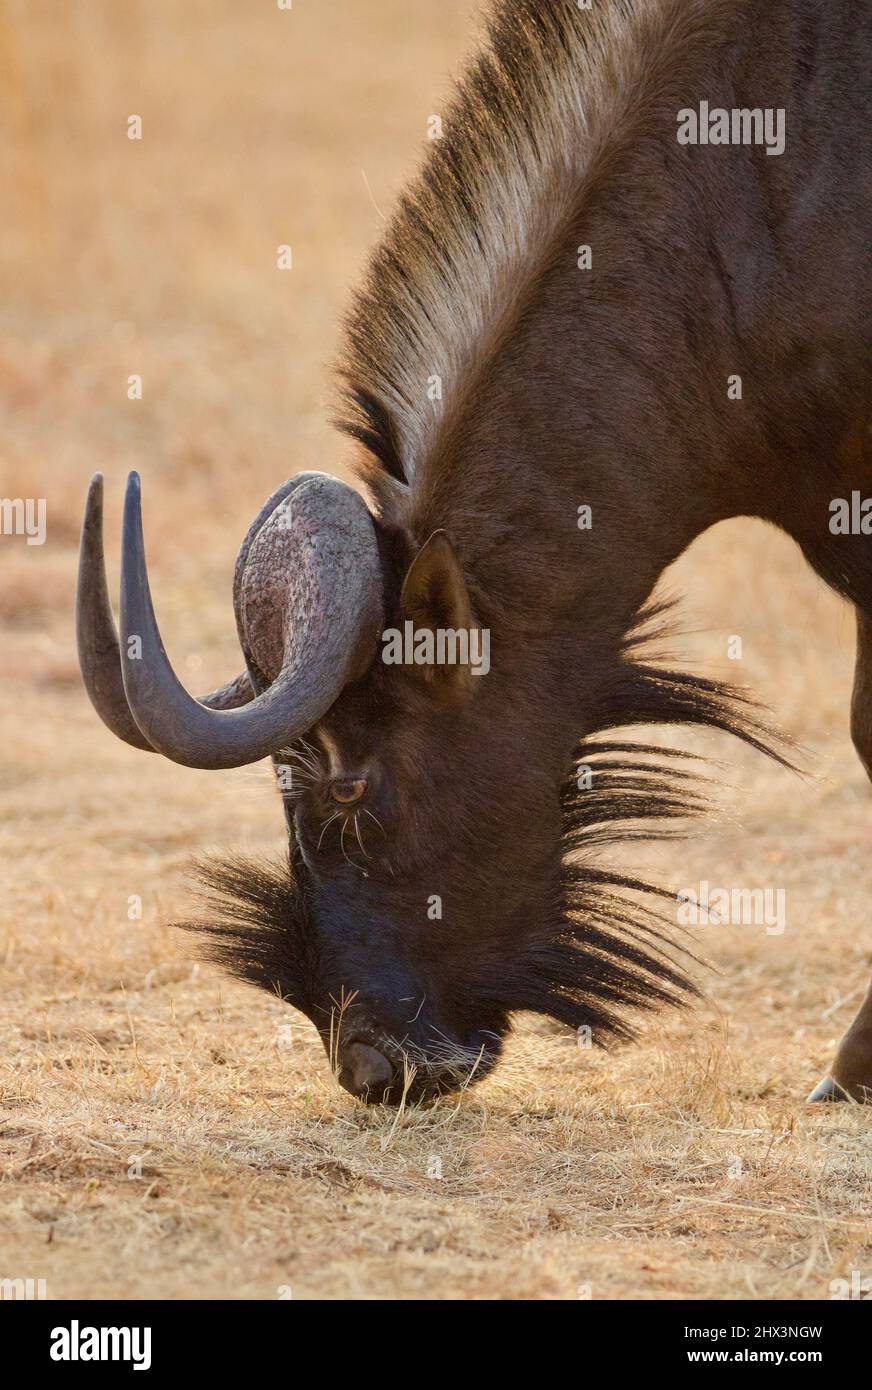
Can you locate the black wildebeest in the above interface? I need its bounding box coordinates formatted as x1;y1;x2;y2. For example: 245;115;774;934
77;0;872;1104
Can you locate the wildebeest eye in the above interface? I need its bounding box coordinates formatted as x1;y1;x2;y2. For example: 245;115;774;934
330;777;367;805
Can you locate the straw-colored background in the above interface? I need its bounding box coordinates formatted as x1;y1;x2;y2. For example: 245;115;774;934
0;0;869;1300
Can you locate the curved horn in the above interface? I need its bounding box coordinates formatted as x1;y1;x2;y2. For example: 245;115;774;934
119;471;383;769
231;472;328;691
77;473;155;751
76;474;255;752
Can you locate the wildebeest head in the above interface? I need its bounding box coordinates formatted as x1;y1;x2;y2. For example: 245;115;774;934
78;471;702;1104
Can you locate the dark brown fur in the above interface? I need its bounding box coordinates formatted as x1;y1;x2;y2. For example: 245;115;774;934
187;0;872;1101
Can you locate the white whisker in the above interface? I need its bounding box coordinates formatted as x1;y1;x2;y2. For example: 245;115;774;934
353;813;370;860
340;816;361;872
363;808;386;837
317;811;341;850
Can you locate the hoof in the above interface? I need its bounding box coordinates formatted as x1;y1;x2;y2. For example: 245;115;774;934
807;1075;850;1103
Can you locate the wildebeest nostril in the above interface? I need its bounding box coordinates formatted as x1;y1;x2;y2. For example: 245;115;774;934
339;1042;395;1102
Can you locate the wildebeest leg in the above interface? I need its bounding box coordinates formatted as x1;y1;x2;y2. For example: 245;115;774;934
793;410;872;1104
808;609;872;1103
850;610;872;781
808;976;872;1103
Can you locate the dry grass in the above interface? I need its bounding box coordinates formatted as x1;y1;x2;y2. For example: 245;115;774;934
1;0;870;1301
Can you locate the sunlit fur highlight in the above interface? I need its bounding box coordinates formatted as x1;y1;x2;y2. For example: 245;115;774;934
334;0;730;497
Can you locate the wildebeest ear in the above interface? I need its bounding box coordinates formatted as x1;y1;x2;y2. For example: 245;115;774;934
401;530;473;630
399;531;478;693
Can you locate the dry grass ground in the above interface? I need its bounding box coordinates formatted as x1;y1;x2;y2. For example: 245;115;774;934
1;0;870;1301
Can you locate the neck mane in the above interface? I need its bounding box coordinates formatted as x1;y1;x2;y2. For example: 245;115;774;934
334;0;739;510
